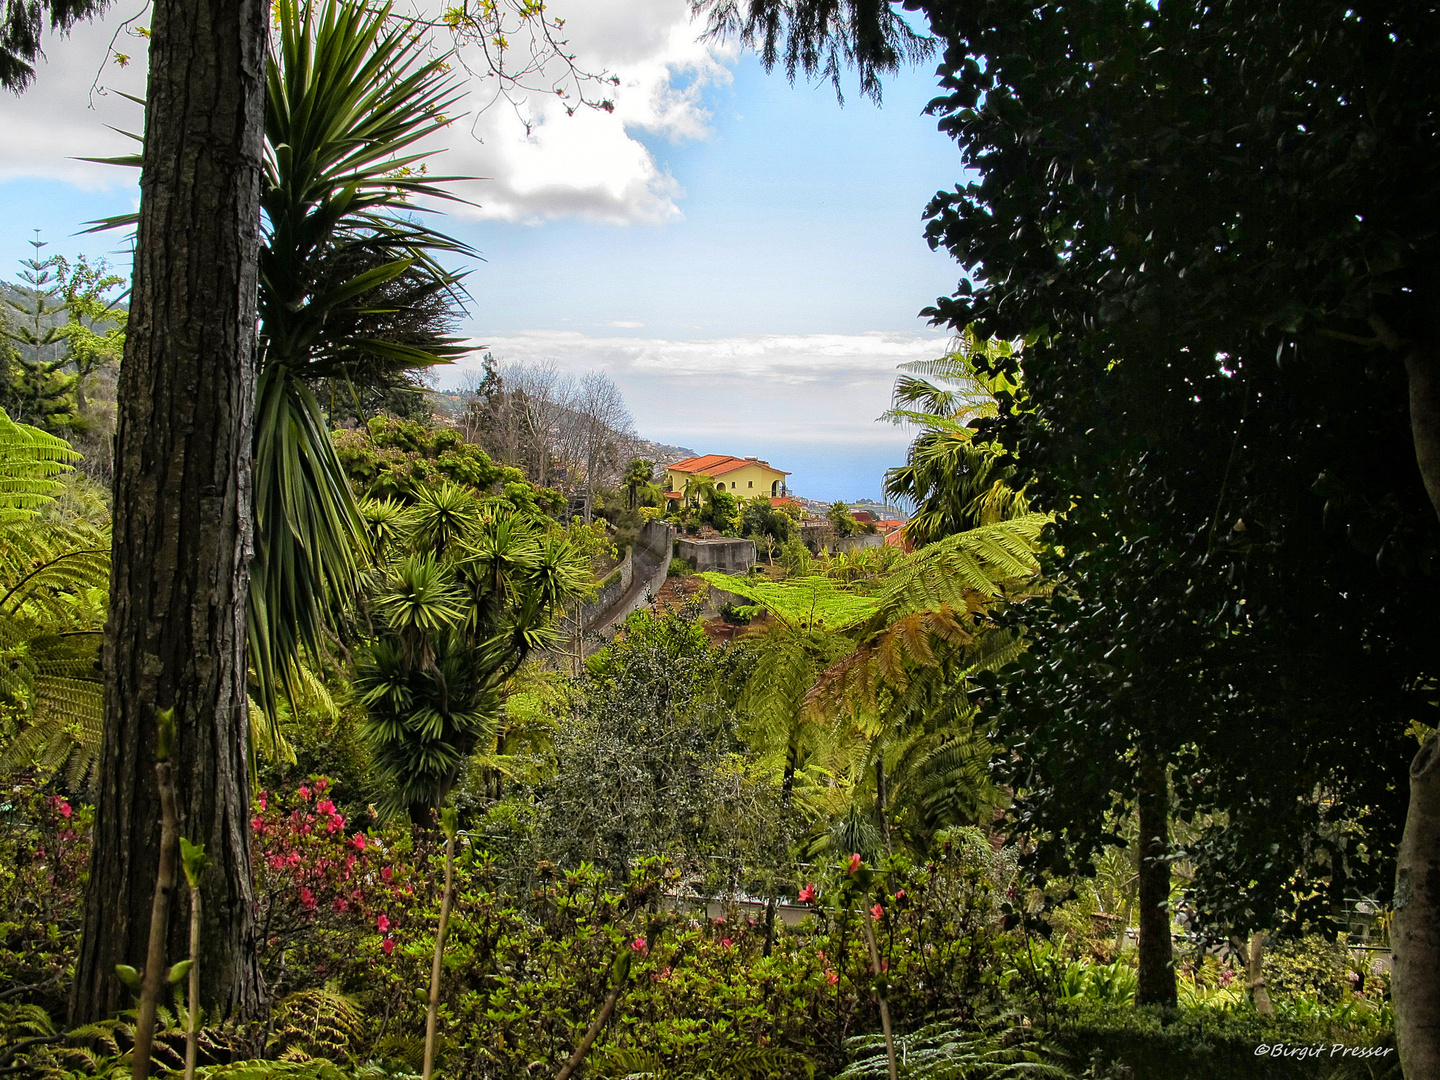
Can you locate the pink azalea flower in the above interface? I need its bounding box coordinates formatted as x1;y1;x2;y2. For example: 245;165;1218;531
258;791;268;810
826;970;839;985
797;883;817;904
58;801;72;819
847;853;862;875
331;897;349;913
631;936;647;953
381;866;394;882
251;816;265;834
351;831;368;851
316;799;336;816
297;785;311;801
894;889;905;900
314;778;329;793
870;903;885;920
713;917;725;926
376;913;390;932
382;936;394;956
299;887;317;911
721;938;734;949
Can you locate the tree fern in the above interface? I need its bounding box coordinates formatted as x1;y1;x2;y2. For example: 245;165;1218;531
0;407;80;524
0;412;108;788
838;1017;1072;1079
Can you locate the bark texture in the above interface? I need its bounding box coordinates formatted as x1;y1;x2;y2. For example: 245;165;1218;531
71;0;268;1023
1135;752;1176;1007
1391;273;1440;1079
1394;733;1440;1080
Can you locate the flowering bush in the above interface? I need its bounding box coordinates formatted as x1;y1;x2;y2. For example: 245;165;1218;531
251;776;416;996
0;780;91;1016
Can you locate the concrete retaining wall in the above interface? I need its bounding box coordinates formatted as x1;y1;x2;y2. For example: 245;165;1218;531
676;536;756;574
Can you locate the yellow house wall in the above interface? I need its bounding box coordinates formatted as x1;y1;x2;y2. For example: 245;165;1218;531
667;463;786;498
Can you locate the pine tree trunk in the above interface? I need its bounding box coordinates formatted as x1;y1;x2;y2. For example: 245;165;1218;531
70;0;268;1024
1135;750;1175;1007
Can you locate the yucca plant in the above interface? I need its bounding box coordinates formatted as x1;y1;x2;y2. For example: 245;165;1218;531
358;486;589;822
250;0;475;720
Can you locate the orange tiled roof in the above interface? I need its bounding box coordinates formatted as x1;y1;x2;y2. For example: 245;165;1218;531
669;454;790;477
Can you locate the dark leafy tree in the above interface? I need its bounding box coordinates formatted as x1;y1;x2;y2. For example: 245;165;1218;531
698;0;1440;1036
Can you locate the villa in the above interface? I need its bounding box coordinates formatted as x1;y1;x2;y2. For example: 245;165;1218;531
664;454;790;501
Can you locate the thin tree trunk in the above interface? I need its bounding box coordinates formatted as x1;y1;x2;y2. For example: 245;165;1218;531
423;831;456;1080
132;741;179;1080
71;0;267;1024
1247;931;1273;1015
1135;750;1175;1007
876;757;893;857
1394;732;1440;1079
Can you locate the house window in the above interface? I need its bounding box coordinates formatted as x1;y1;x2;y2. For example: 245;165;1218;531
748;480;753;488
731;481;737;489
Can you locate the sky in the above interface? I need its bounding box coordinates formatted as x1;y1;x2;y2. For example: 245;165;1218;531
0;0;967;502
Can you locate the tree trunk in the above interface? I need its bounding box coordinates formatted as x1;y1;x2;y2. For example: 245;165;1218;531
1135;751;1175;1007
876;757;893;857
1394;733;1440;1079
1391;290;1440;1077
1247;931;1273;1015
70;0;268;1024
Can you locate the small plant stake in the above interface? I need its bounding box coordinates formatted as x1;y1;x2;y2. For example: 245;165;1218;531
180;836;209;1080
126;707;181;1080
423;806;459;1080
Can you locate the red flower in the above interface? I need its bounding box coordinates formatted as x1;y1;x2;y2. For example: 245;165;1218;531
331;897;349;913
721;938;734;949
847;853;862;875
870;903;884;920
381;866;394;882
826;970;839;985
314;777;329;793
894;889;905;900
381;936;394;956
299;887;317;911
297;785;311;801
351;831;368;851
258;790;268;810
58;801;72;819
797;883;817;904
631;936;647;953
316;799;336;816
251;816;265;834
376;913;390;932
713;917;725;926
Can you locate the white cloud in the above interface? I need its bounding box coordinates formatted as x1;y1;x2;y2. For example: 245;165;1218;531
0;7;150;188
438;329;951;447
0;0;730;223
605;320;645;328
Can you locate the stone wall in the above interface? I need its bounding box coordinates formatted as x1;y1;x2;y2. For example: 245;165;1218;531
676;535;756;574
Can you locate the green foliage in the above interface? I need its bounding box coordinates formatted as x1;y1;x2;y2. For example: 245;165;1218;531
1263;937;1351;1005
839;1016;1072;1079
0;413;108;787
356;484;589;820
0;237;77;433
333;416;564;515
883;332;1031;548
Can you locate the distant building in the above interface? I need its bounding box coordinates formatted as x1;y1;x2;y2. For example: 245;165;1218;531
664;454;790;501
